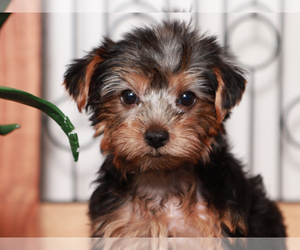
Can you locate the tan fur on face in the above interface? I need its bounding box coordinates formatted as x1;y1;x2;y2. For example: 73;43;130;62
169;72;193;93
122;71;150;97
169;72;214;103
94;71;150;137
98;71;223;173
101;99;219;173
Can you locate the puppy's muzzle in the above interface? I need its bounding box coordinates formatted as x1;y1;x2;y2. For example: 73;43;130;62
144;127;169;149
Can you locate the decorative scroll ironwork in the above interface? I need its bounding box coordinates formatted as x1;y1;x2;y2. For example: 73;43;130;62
283;97;300;149
224;1;283;175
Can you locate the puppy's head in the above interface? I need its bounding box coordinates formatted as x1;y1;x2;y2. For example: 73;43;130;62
64;21;246;173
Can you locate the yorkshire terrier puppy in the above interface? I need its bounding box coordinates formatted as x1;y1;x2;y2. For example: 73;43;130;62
64;21;286;238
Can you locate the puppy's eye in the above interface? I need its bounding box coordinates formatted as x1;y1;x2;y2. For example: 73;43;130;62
121;90;138;105
178;92;196;106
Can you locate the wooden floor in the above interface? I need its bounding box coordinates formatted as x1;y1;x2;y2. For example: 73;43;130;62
40;202;300;237
40;203;90;237
278;203;300;237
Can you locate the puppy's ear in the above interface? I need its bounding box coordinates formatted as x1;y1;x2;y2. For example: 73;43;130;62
213;61;246;122
64;40;112;112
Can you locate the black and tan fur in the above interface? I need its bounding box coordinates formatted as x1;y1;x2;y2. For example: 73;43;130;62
64;21;286;238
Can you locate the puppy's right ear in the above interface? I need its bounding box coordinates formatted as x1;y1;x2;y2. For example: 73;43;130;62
63;40;112;112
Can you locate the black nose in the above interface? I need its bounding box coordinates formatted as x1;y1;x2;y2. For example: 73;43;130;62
144;128;169;149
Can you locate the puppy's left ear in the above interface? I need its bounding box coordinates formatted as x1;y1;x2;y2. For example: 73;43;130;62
63;43;110;112
213;61;246;122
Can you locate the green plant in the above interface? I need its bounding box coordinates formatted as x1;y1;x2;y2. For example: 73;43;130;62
0;13;10;29
0;87;79;161
0;7;79;161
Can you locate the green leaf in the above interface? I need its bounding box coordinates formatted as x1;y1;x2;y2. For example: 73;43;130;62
0;13;10;29
0;0;11;12
0;86;79;162
0;124;20;135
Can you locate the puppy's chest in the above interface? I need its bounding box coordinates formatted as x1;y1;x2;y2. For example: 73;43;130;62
126;172;221;237
130;192;215;237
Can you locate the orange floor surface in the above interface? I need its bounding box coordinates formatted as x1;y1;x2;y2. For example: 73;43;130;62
40;202;300;237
